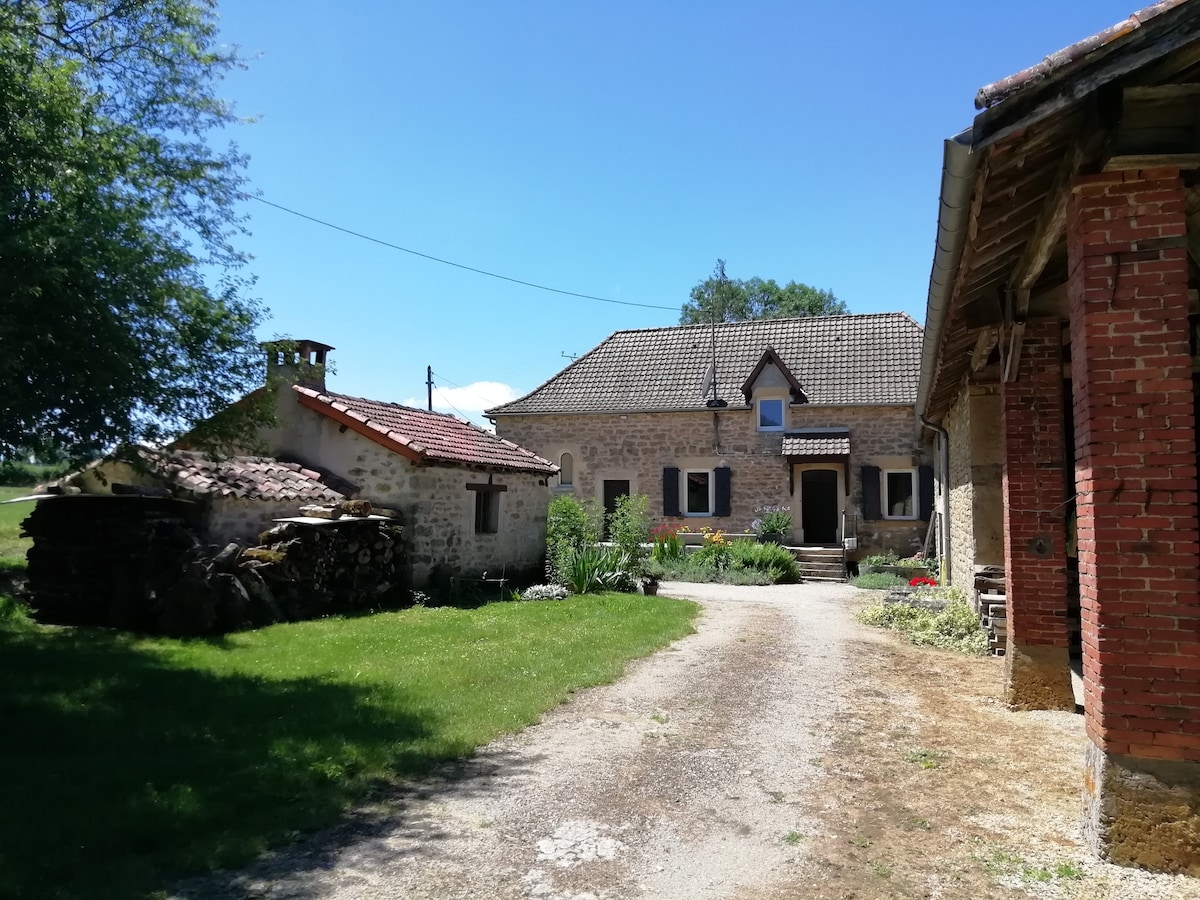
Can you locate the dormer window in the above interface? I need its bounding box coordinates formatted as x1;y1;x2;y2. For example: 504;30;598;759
757;398;785;431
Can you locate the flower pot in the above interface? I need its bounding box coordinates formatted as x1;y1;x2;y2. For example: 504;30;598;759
641;579;660;596
758;532;785;545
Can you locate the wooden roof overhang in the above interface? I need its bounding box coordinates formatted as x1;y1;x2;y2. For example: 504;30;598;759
920;7;1200;424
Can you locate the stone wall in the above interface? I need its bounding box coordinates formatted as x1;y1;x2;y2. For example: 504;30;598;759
495;403;927;559
944;383;1004;589
207;497;308;545
279;418;549;586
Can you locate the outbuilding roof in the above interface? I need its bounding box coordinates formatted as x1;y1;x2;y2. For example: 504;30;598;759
487;313;922;416
147;450;348;502
294;387;558;474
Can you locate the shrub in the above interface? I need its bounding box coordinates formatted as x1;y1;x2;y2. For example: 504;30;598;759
727;541;800;583
520;584;570;601
750;505;792;535
857;592;987;655
609;494;651;565
852;572;909;590
561;546;635;595
546;495;603;583
861;552;898;567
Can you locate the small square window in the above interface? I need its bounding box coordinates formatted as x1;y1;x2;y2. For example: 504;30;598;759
474;490;499;533
757;398;785;431
685;470;712;515
883;470;916;519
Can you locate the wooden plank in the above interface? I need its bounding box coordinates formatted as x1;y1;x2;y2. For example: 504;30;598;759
1104;153;1200;171
970;327;1000;374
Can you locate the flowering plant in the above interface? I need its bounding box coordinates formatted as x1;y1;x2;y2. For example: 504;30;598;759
750;506;792;535
908;575;938;587
651;523;684;561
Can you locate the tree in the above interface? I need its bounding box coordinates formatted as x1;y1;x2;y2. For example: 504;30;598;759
679;259;847;324
0;1;268;460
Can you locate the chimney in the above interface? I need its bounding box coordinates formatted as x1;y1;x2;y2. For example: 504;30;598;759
263;339;334;392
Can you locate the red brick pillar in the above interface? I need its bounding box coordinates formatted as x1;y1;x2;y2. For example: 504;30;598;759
1068;169;1200;873
1001;319;1075;710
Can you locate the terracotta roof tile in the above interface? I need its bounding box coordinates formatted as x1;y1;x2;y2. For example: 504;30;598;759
145;449;347;503
488;313;922;416
294;387;558;474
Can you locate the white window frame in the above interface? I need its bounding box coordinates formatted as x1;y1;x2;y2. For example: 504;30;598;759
757;397;785;432
684;469;714;516
882;468;918;520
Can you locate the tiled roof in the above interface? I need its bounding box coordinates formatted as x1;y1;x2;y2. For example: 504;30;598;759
295;387;558;474
488;313;922;415
781;430;851;456
146;450;347;502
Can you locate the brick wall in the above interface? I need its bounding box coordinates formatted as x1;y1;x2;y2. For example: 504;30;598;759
1002;319;1070;648
1068;168;1200;761
495;404;927;558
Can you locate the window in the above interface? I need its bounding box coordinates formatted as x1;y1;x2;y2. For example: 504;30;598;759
468;482;506;533
559;451;574;486
757;398;785;431
685;470;713;515
883;469;916;519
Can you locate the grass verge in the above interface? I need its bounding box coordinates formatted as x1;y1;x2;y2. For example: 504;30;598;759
856;590;988;655
851;572;909;590
0;592;697;898
0;485;34;563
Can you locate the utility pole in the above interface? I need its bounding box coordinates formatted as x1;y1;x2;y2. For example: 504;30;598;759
426;365;434;411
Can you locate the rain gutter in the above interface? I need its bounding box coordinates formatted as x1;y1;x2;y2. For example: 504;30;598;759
915;127;979;424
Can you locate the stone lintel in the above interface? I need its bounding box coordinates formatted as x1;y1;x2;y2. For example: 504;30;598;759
1084;742;1200;875
1003;642;1075;711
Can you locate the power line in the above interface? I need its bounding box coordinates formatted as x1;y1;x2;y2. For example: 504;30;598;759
250;196;677;311
431;370;505;412
432;384;473;423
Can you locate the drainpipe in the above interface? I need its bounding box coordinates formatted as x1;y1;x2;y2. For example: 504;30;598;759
921;417;951;585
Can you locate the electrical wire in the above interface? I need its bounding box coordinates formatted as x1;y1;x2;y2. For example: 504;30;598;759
430;370;505;412
432;385;474;423
250;196;678;311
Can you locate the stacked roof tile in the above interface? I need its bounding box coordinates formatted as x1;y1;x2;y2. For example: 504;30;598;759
295;387;558;474
487;313;922;416
148;450;347;502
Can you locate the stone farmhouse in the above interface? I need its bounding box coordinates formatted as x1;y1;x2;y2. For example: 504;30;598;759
917;0;1200;871
73;340;558;587
487;313;932;569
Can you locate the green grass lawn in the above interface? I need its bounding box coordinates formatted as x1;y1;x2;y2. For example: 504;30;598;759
0;484;34;563
0;593;697;899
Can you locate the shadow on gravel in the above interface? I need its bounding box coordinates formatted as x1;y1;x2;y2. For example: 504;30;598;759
171;750;546;899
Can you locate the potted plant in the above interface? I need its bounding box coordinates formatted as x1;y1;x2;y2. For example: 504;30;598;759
751;506;792;544
640;558;667;596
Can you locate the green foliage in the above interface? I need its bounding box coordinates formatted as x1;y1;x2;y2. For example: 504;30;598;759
608;493;651;565
653;539;797;585
851;572;909;590
1;1;267;459
560;546;635;595
750;505;792;535
0;487;33;564
545;495;603;583
0;594;698;897
0;461;69;487
727;540;800;582
650;524;684;562
861;552;899;566
680;259;847;324
856;593;988;655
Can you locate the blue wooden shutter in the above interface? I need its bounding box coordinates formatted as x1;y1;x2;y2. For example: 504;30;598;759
919;464;934;520
714;467;732;517
862;466;881;520
663;467;681;516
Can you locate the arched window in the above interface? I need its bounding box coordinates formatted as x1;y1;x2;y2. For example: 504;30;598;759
559;452;574;486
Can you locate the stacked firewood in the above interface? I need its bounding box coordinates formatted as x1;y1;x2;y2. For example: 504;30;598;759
21;498;408;636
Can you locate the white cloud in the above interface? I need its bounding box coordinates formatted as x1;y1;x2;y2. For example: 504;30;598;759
403;380;520;429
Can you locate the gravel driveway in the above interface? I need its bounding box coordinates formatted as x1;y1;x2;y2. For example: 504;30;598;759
178;583;1200;900
179;581;858;899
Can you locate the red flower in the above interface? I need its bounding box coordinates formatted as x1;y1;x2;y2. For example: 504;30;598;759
909;576;938;587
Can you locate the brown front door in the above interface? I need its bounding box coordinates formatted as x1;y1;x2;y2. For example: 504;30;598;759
801;470;838;543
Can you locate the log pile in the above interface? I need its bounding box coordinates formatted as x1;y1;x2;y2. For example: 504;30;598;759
973;565;1007;655
21;498;408;636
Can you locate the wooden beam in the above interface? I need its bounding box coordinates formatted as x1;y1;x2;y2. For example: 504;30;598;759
970;327;1000;374
1010;129;1107;307
1105;153;1200;171
1003;322;1026;383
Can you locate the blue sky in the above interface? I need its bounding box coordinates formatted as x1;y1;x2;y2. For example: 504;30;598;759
215;1;1141;424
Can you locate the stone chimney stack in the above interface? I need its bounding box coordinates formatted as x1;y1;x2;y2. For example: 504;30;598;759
263;339;333;392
